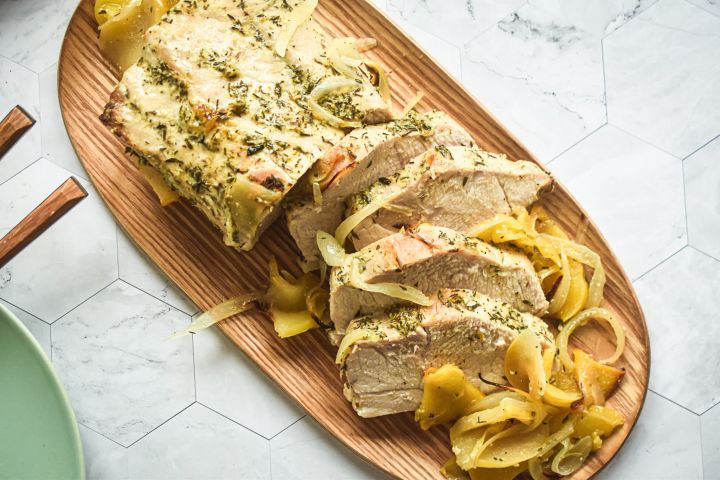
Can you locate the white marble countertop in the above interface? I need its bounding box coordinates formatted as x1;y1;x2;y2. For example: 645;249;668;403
1;0;719;478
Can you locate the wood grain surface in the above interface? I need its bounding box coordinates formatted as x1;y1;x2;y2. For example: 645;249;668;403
0;177;87;268
0;105;35;159
58;1;650;478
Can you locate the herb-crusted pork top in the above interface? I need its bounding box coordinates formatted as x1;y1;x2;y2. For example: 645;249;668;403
101;0;390;250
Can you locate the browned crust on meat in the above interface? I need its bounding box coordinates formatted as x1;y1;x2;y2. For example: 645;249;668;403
99;88;130;145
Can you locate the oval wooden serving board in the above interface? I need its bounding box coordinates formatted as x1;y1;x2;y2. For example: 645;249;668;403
58;1;649;478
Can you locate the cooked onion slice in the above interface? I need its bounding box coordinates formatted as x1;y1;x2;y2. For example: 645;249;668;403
336;324;382;364
334;196;385;245
274;0;318;57
399;90;424;118
172;292;259;337
364;61;391;103
316;230;345;267
312;181;323;206
308;76;363;128
327;37;364;78
551;436;593;476
557;307;626;371
348;258;432;307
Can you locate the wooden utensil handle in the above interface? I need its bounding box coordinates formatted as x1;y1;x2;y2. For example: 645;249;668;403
0;178;88;268
0;106;35;159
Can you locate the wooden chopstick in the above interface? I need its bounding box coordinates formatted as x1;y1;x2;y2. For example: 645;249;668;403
0;177;88;268
0;106;36;159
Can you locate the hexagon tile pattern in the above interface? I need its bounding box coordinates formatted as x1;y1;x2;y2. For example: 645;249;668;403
685;136;720;261
194;328;303;439
0;159;118;323
2;0;720;477
0;57;41;185
635;247;720;415
127;404;271;479
549;125;686;280
604;0;720;159
52;281;194;446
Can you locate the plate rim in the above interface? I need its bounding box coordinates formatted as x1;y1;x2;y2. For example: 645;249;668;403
0;303;85;480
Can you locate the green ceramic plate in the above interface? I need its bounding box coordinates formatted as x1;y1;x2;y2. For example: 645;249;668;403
0;304;84;480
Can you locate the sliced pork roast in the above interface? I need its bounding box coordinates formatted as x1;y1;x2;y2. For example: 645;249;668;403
329;224;548;337
285;111;473;269
346;145;552;250
341;289;554;417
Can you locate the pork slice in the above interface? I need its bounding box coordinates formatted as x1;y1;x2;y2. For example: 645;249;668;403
329;224;548;336
285;111;474;268
342;289;554;417
347;145;552;250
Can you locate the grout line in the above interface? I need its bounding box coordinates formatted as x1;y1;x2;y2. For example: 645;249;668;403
699;399;720;417
459;0;529;49
600;38;608;122
682;159;691;247
49;320;53;362
115;223;120;279
700;410;706;480
191;333;198;402
632;244;687;283
78;422;130;450
268;415;306;441
682;132;720;162
126;402;195;448
682;0;720;19
648;387;701;416
51;277;119;325
269;432;274;480
0;156;44;189
688;245;720;265
609;123;682;160
196;401;273;441
0;296;52;326
601;0;659;42
115;276;194;316
545;121;607;165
